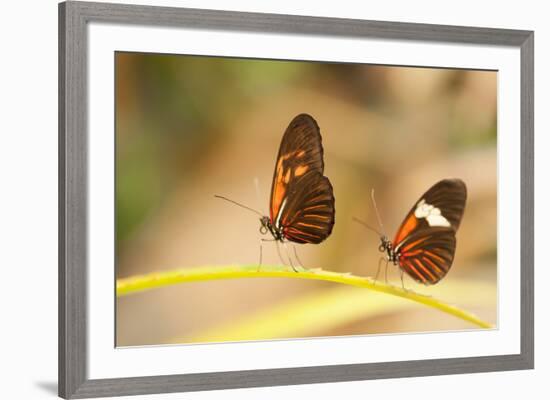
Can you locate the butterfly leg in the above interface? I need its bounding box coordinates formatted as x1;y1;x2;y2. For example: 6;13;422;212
399;269;407;292
292;245;307;271
258;238;277;272
275;240;288;267
282;241;298;272
257;238;263;272
253;177;262;210
374;256;385;285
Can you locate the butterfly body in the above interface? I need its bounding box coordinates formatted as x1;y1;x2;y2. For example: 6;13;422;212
378;179;467;285
259;215;284;241
379;235;398;264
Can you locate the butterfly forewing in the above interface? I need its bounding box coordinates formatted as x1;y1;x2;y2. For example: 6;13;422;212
269;114;335;244
393;179;467;245
392;179;466;285
270;114;326;223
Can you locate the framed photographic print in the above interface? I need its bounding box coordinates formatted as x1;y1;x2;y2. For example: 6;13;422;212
59;1;534;398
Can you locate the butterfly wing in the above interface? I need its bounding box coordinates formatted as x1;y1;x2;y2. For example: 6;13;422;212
270;114;325;224
393;179;467;245
394;227;456;284
392;179;467;285
269;114;335;243
279;170;335;244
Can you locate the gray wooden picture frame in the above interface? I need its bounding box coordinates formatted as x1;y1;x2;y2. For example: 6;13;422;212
59;1;534;398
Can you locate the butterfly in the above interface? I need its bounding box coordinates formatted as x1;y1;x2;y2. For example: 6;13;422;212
357;179;467;285
216;113;335;268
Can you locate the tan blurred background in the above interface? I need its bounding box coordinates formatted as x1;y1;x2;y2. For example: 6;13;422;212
115;52;497;347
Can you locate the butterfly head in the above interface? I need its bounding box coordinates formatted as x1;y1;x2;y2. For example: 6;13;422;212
379;235;392;252
259;216;272;235
379;235;398;263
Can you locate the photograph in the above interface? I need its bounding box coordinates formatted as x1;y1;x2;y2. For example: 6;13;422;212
115;51;497;347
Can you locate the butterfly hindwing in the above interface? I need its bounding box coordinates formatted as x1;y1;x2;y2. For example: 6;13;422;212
395;227;456;284
280;171;335;244
269;114;335;244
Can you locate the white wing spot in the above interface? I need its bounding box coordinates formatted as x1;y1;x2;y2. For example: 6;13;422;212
414;199;451;227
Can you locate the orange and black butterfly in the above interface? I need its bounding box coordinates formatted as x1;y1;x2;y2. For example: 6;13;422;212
216;113;335;268
357;179;466;285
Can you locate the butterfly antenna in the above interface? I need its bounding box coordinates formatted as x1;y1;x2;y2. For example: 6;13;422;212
352;217;382;237
371;189;386;236
214;195;263;217
253;177;263;212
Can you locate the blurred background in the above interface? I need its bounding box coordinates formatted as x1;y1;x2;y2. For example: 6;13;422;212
115;52;497;347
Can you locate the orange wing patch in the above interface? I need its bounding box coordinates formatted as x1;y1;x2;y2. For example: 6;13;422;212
422;256;445;275
296;221;324;229
393;214;418;246
302;204;325;212
404;261;427;283
270;151;310;221
302;214;331;221
400;236;429;253
423;250;446;264
294;165;309;176
284;169;291;183
284;227;322;240
270;158;288;221
413;259;437;281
